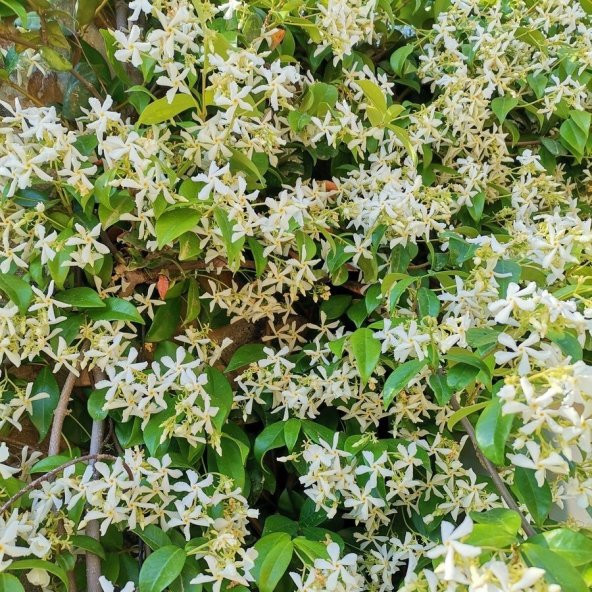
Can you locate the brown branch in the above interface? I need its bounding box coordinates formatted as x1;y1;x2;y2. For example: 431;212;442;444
450;396;537;538
0;454;133;515
48;345;89;456
115;0;128;31
85;369;106;592
69;68;102;100
48;370;79;456
2;79;45;107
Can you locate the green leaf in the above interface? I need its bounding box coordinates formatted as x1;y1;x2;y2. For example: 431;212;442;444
31;454;72;474
55;287;105;309
447;401;489;431
471;508;521;534
383;359;427;408
0;273;32;314
76;0;100;25
0;0;27;25
253;533;294;592
467;191;485;222
211;436;246;488
138;546;186;592
464;523;517;549
417;287;440;318
225;343;266;372
284;418;301;451
8;559;69;590
445;348;491;379
349;328;381;385
513;467;551;526
204;366;233;432
491;96;519;123
29;367;59;441
155;208;200;248
547;328;582;362
475;397;514;465
247;236;268;277
254;422;285;471
213;207;244;271
0;573;25;592
145;298;181;342
184;278;201;325
293;537;329;565
87;297;145;324
560;112;590;157
387;125;417;164
528;529;592;567
521;544;587;592
134;525;172;551
356;79;387;126
70;534;105;559
138;94;198;125
143;407;173;457
87;388;108;421
40;47;72;71
428;373;453;405
390;45;414;77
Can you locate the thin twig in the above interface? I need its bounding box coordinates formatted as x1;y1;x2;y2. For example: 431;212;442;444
48;345;90;456
2;79;45;107
0;454;133;514
86;369;105;592
48;370;79;456
69;68;102;100
450;396;537;538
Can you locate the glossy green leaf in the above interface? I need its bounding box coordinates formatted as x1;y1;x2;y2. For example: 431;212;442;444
0;573;25;592
8;559;69;590
225;343;267;372
138;546;186;592
0;273;32;314
155;208;200;248
138;94;198;125
491;96;519;123
252;533;293;592
29;367;59;440
528;528;592;566
475;397;514;465
513;467;551;526
145;298;181;342
383;359;427;408
349;328;381;385
55;287;105;309
521;544;587;592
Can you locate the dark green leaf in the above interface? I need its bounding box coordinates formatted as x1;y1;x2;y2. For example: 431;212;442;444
383;359;427;408
55;287;105;309
513;468;551;526
30;367;59;440
0;273;32;314
475;397;514;465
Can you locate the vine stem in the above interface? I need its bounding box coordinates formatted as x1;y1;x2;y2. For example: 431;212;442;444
450;396;537;538
48;344;89;456
0;454;133;515
47;370;79;456
86;369;106;592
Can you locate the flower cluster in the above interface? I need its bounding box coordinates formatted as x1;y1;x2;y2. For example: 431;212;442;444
0;0;592;591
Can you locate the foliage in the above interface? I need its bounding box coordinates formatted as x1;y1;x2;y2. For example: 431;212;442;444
0;0;592;591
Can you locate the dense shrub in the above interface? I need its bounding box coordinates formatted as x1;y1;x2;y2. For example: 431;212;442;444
1;0;592;591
